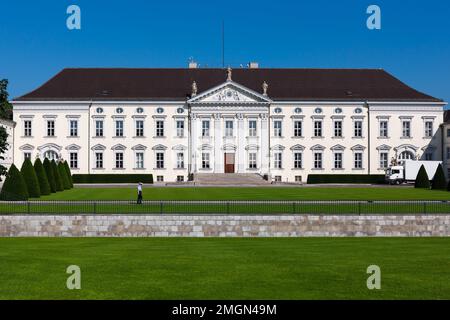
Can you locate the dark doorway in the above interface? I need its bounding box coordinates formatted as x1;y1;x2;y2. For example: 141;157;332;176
224;153;235;173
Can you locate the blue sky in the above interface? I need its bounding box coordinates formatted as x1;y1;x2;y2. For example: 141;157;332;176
0;0;449;106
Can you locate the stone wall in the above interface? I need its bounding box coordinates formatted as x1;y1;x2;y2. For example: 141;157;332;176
0;214;448;237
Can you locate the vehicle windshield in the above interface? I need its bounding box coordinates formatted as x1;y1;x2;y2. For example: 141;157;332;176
391;169;400;174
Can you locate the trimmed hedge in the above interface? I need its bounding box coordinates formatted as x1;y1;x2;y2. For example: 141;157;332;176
73;174;153;184
63;161;74;188
51;160;64;191
34;158;51;195
415;165;430;189
43;158;56;193
58;162;71;190
307;174;385;184
20;158;41;198
431;164;447;190
0;164;29;200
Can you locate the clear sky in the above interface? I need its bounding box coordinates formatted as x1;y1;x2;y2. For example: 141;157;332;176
1;0;449;107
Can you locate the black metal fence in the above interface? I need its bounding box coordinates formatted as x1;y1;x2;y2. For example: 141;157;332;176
0;200;450;215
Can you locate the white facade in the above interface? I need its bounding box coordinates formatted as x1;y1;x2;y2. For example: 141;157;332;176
0;118;15;174
11;72;447;183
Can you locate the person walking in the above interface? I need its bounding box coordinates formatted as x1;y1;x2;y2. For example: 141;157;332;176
137;182;143;204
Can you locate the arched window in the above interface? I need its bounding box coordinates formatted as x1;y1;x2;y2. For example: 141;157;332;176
398;151;414;165
44;150;59;160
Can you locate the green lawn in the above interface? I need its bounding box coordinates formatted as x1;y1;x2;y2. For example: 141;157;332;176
35;187;450;201
0;238;448;299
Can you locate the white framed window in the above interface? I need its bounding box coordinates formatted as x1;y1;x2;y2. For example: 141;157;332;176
176;120;184;137
402;121;411;138
115;152;124;169
44;150;59;160
447;147;450;160
354;120;363;137
70;152;78;169
295;176;302;182
24;120;32;136
115;120;123;137
156;121;164;137
177;175;184;182
274;152;282;169
135;152;144;169
136;120;144;137
424;121;433;138
202;120;210;137
177;152;184;169
294;121;302;137
313;152;323;169
225;120;234;137
95;120;104;137
379;121;388;137
334;120;342;137
379;152;388;169
334;153;343;169
354;152;363;169
24;152;31;161
95;152;103;168
202;153;210;169
248;120;257;137
425;153;433;161
447;128;450;137
69;120;78;137
274;120;282;137
47;120;55;137
156;152;164;169
248;152;257;169
157;175;164;182
294;152;302;169
313;120;322;137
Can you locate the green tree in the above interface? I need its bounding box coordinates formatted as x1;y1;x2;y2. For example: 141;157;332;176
58;161;71;190
0;126;9;178
51;160;64;191
0;79;13;120
0;164;29;200
415;165;430;189
63;160;73;188
431;164;447;190
20;158;41;198
34;158;51;195
43;158;56;193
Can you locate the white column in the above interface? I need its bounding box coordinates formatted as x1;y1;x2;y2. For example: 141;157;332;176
260;113;269;175
237;113;245;172
214;113;222;173
190;113;198;173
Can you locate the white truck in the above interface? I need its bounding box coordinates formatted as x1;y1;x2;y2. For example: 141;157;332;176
385;160;442;184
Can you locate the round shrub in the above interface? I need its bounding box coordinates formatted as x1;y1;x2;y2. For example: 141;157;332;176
58;161;71;190
0;164;29;200
51;160;64;192
20;158;41;198
431;164;447;190
34;158;51;195
415;165;430;189
43;158;56;193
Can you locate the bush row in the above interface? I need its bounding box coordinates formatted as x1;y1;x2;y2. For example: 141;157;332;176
72;174;153;184
307;174;386;184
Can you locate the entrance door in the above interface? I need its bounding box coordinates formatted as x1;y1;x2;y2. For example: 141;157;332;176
224;153;235;173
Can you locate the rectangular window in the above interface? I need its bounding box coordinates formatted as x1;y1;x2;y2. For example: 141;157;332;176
248;152;257;169
24;152;31;160
295;176;302;182
115;152;124;169
334;153;343;169
354;152;363;169
447;128;450;137
354;121;363;137
225;120;234;137
294;121;302;137
156;121;164;137
379;121;388;137
314;121;322;137
69;120;78;137
334;121;342;137
177;152;184;169
202;153;210;169
177;175;184;182
274;152;282;169
248;120;257;137
24;120;32;136
294;152;302;169
157;176;164;182
95;152;103;169
274;176;282;182
136;120;144;137
425;153;433;161
135;152;144;169
274;120;282;137
115;120;123;137
156;152;164;169
314;152;323;169
47;120;55;137
95;120;104;137
447;147;450;160
425;121;433;138
176;120;184;137
70;152;78;169
379;152;388;169
402;121;411;138
202;120;210;137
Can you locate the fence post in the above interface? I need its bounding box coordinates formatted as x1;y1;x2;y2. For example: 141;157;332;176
292;202;296;214
94;202;97;214
160;201;163;214
226;202;230;214
423;202;427;214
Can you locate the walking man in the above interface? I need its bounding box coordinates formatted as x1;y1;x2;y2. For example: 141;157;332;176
137;182;143;204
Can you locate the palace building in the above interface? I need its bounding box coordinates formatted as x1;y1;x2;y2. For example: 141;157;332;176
11;66;447;183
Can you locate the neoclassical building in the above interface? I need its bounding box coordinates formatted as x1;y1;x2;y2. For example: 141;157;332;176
11;67;447;182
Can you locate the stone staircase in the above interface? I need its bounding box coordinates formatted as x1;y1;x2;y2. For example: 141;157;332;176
194;173;270;186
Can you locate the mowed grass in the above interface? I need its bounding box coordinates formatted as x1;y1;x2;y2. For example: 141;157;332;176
0;238;449;300
35;187;450;201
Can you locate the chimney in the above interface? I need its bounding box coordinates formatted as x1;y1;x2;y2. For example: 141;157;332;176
248;62;259;69
188;61;198;69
